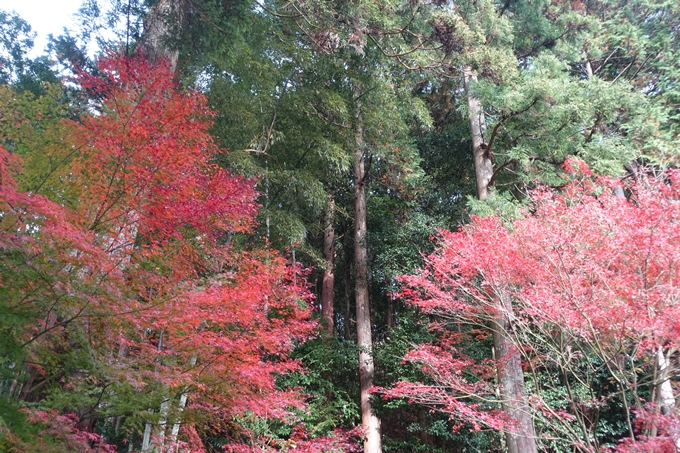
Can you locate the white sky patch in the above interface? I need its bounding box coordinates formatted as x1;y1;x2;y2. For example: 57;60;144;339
0;0;83;56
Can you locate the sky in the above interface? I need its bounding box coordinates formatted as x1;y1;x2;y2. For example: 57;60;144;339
0;0;84;55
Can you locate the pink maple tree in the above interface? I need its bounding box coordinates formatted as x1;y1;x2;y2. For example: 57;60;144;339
385;160;680;452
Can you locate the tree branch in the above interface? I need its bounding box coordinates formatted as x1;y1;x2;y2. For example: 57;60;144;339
486;98;540;155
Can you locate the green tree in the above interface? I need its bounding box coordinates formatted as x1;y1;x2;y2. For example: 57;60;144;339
0;10;58;94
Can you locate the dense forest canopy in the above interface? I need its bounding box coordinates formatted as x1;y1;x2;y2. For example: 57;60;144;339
0;0;678;452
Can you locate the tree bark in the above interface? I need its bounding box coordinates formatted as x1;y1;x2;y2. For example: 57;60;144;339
657;347;676;413
141;0;187;71
464;66;537;453
386;296;396;330
656;347;679;449
141;420;152;452
493;293;537;453
141;331;168;453
344;250;353;341
353;93;382;453
169;391;189;452
322;196;336;336
169;356;197;452
155;397;171;451
463;66;494;202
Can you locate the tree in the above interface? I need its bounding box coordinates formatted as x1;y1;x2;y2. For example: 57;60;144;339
386;160;680;452
387;2;679;448
350;79;384;453
0;144;119;453
0;52;323;452
321;196;336;336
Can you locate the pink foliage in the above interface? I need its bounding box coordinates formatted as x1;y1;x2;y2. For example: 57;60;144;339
614;406;680;453
386;163;680;446
23;409;117;452
222;426;362;453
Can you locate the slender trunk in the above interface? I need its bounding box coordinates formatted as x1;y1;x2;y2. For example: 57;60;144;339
386;296;395;330
8;379;18;399
292;248;297;286
322;196;336;336
18;365;39;401
142;420;152;452
463;66;493;202
464;66;536;453
169;356;197;452
585;60;594;79
155;397;170;451
493;294;537;453
657;347;679;448
353;94;382;453
344;251;353;341
657;348;676;413
142;0;187;71
169;391;189;453
141;331;166;453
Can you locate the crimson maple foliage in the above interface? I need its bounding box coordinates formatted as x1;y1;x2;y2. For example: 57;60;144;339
70;54;257;258
0;53;330;452
385;160;680;452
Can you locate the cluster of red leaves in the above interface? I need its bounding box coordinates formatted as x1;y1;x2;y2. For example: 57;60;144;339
71;54;258;243
387;159;680;447
513;165;680;350
0;145;125;349
128;252;317;418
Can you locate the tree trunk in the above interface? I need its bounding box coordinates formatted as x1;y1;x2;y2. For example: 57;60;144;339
464;66;537;453
657;347;676;413
386;296;396;330
353;94;382;453
344;251;353;341
322;196;336;336
463;66;493;202
169;391;190;452
657;347;679;449
141;420;152;452
141;331;168;453
155;397;171;451
168;356;197;452
493;293;537;453
142;0;187;71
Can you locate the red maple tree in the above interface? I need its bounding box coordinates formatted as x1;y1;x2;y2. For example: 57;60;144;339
0;53;330;452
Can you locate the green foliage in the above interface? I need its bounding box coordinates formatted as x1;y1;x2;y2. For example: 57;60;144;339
0;10;58;94
0;83;73;197
466;190;527;222
283;338;361;433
